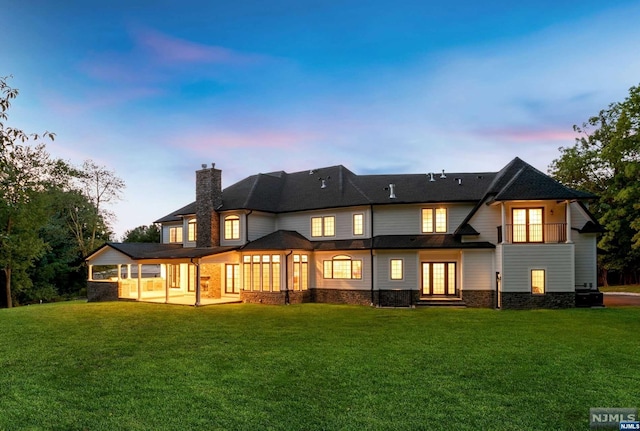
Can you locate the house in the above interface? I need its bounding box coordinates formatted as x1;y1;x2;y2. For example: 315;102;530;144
85;157;602;309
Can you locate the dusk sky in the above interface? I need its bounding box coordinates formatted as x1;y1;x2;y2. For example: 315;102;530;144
4;0;640;238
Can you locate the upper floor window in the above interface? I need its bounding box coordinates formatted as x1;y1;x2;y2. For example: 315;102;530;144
323;255;362;279
224;215;240;240
513;208;543;243
353;214;364;236
169;226;183;243
311;216;335;237
187;219;197;242
422;208;447;233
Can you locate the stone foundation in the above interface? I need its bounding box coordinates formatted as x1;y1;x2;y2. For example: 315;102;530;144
312;289;373;306
500;292;575;309
462;290;496;308
241;290;312;305
87;281;118;302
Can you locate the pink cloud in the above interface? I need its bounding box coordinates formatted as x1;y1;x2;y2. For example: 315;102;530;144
173;129;321;152
134;28;266;66
475;128;577;142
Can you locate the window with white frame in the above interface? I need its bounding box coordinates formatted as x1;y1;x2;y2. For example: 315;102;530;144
187;219;197;242
323;255;362;279
311;216;335;237
353;213;364;236
422;208;447;233
224;215;240;240
390;259;403;280
242;255;281;292
531;269;545;294
169;226;183;243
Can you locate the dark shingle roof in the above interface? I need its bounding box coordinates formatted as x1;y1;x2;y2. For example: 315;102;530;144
88;242;237;260
240;230;314;251
154;202;196;223
372;235;495;249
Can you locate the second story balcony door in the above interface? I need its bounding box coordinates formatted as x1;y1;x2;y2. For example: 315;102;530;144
512;208;543;243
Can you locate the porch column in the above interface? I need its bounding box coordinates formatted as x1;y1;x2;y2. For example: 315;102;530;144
195;259;201;307
501;202;506;244
88;265;93;281
565;201;573;243
165;264;170;304
137;264;142;301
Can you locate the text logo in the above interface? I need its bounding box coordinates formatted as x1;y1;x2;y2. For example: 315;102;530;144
590;408;638;429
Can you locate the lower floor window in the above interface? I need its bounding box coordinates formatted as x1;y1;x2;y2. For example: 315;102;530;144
422;262;456;295
168;264;180;289
293;254;309;290
531;269;545;294
243;255;281;292
323;255;362;279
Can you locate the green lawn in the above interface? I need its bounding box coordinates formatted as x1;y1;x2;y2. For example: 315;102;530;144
600;284;640;293
1;302;639;430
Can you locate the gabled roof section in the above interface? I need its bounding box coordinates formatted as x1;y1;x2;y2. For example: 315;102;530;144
494;161;595;201
155;202;196;223
87;242;237;260
240;230;314;251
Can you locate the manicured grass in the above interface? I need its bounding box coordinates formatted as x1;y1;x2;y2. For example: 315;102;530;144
600;284;640;293
1;302;639;430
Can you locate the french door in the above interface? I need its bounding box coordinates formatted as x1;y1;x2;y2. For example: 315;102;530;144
225;264;240;294
422;262;456;296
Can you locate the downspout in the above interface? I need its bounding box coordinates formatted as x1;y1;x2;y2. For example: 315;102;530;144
191;257;201;307
284;250;293;305
245;210;253;243
370;204;375;307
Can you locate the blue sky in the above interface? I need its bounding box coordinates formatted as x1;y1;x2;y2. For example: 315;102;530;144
4;0;640;238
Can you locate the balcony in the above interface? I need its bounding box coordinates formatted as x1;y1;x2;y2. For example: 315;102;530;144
497;223;567;244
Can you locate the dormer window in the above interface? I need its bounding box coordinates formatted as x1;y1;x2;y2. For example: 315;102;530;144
187;219;197;242
422;208;447;233
224;215;240;240
169;226;183;243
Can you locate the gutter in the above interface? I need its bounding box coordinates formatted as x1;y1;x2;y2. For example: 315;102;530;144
284;250;293;305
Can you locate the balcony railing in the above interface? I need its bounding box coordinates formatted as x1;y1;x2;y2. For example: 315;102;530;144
497;223;567;244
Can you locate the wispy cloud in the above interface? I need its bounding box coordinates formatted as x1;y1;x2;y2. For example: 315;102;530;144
172;128;322;151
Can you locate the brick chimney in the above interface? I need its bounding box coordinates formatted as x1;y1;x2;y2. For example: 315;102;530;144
196;163;222;248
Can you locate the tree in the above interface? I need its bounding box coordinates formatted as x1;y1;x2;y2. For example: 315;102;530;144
550;84;640;285
123;224;160;243
70;160;124;256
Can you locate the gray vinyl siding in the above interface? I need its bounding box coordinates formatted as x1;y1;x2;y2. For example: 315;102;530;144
502;244;575;292
373;203;474;235
570;201;591;230
465;205;501;243
374;251;418;290
314;250;371;290
461;250;494;290
248;212;276;241
89;248;135;266
277;207;370;240
574;233;597;288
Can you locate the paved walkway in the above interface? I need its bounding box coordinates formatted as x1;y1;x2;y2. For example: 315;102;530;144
603;292;640;307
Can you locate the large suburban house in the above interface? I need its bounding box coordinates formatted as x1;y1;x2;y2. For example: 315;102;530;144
86;157;602;309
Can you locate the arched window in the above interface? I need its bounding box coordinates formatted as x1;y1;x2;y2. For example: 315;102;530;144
224;215;240;240
323;255;362;279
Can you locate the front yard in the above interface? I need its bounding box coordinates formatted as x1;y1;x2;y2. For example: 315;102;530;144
1;301;638;430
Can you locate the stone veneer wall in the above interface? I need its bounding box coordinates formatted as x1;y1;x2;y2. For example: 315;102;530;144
241;290;312;305
462;290;496;308
312;289;373;306
87;281;118;302
501;292;575;309
196;166;222;248
200;264;222;299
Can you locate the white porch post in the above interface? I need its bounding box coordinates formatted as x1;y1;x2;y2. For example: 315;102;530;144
501;202;506;244
566;200;573;243
195;259;201;307
88;265;93;281
137;264;142;301
165;264;170;304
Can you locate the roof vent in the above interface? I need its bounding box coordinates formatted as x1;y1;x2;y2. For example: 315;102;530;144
309;169;315;175
388;184;396;199
319;176;330;189
428;172;436;182
201;164;207;169
454;177;462;185
211;163;215;168
440;169;446;179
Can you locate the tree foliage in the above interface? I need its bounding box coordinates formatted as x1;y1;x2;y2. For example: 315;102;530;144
123;224;160;243
550;84;640;285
